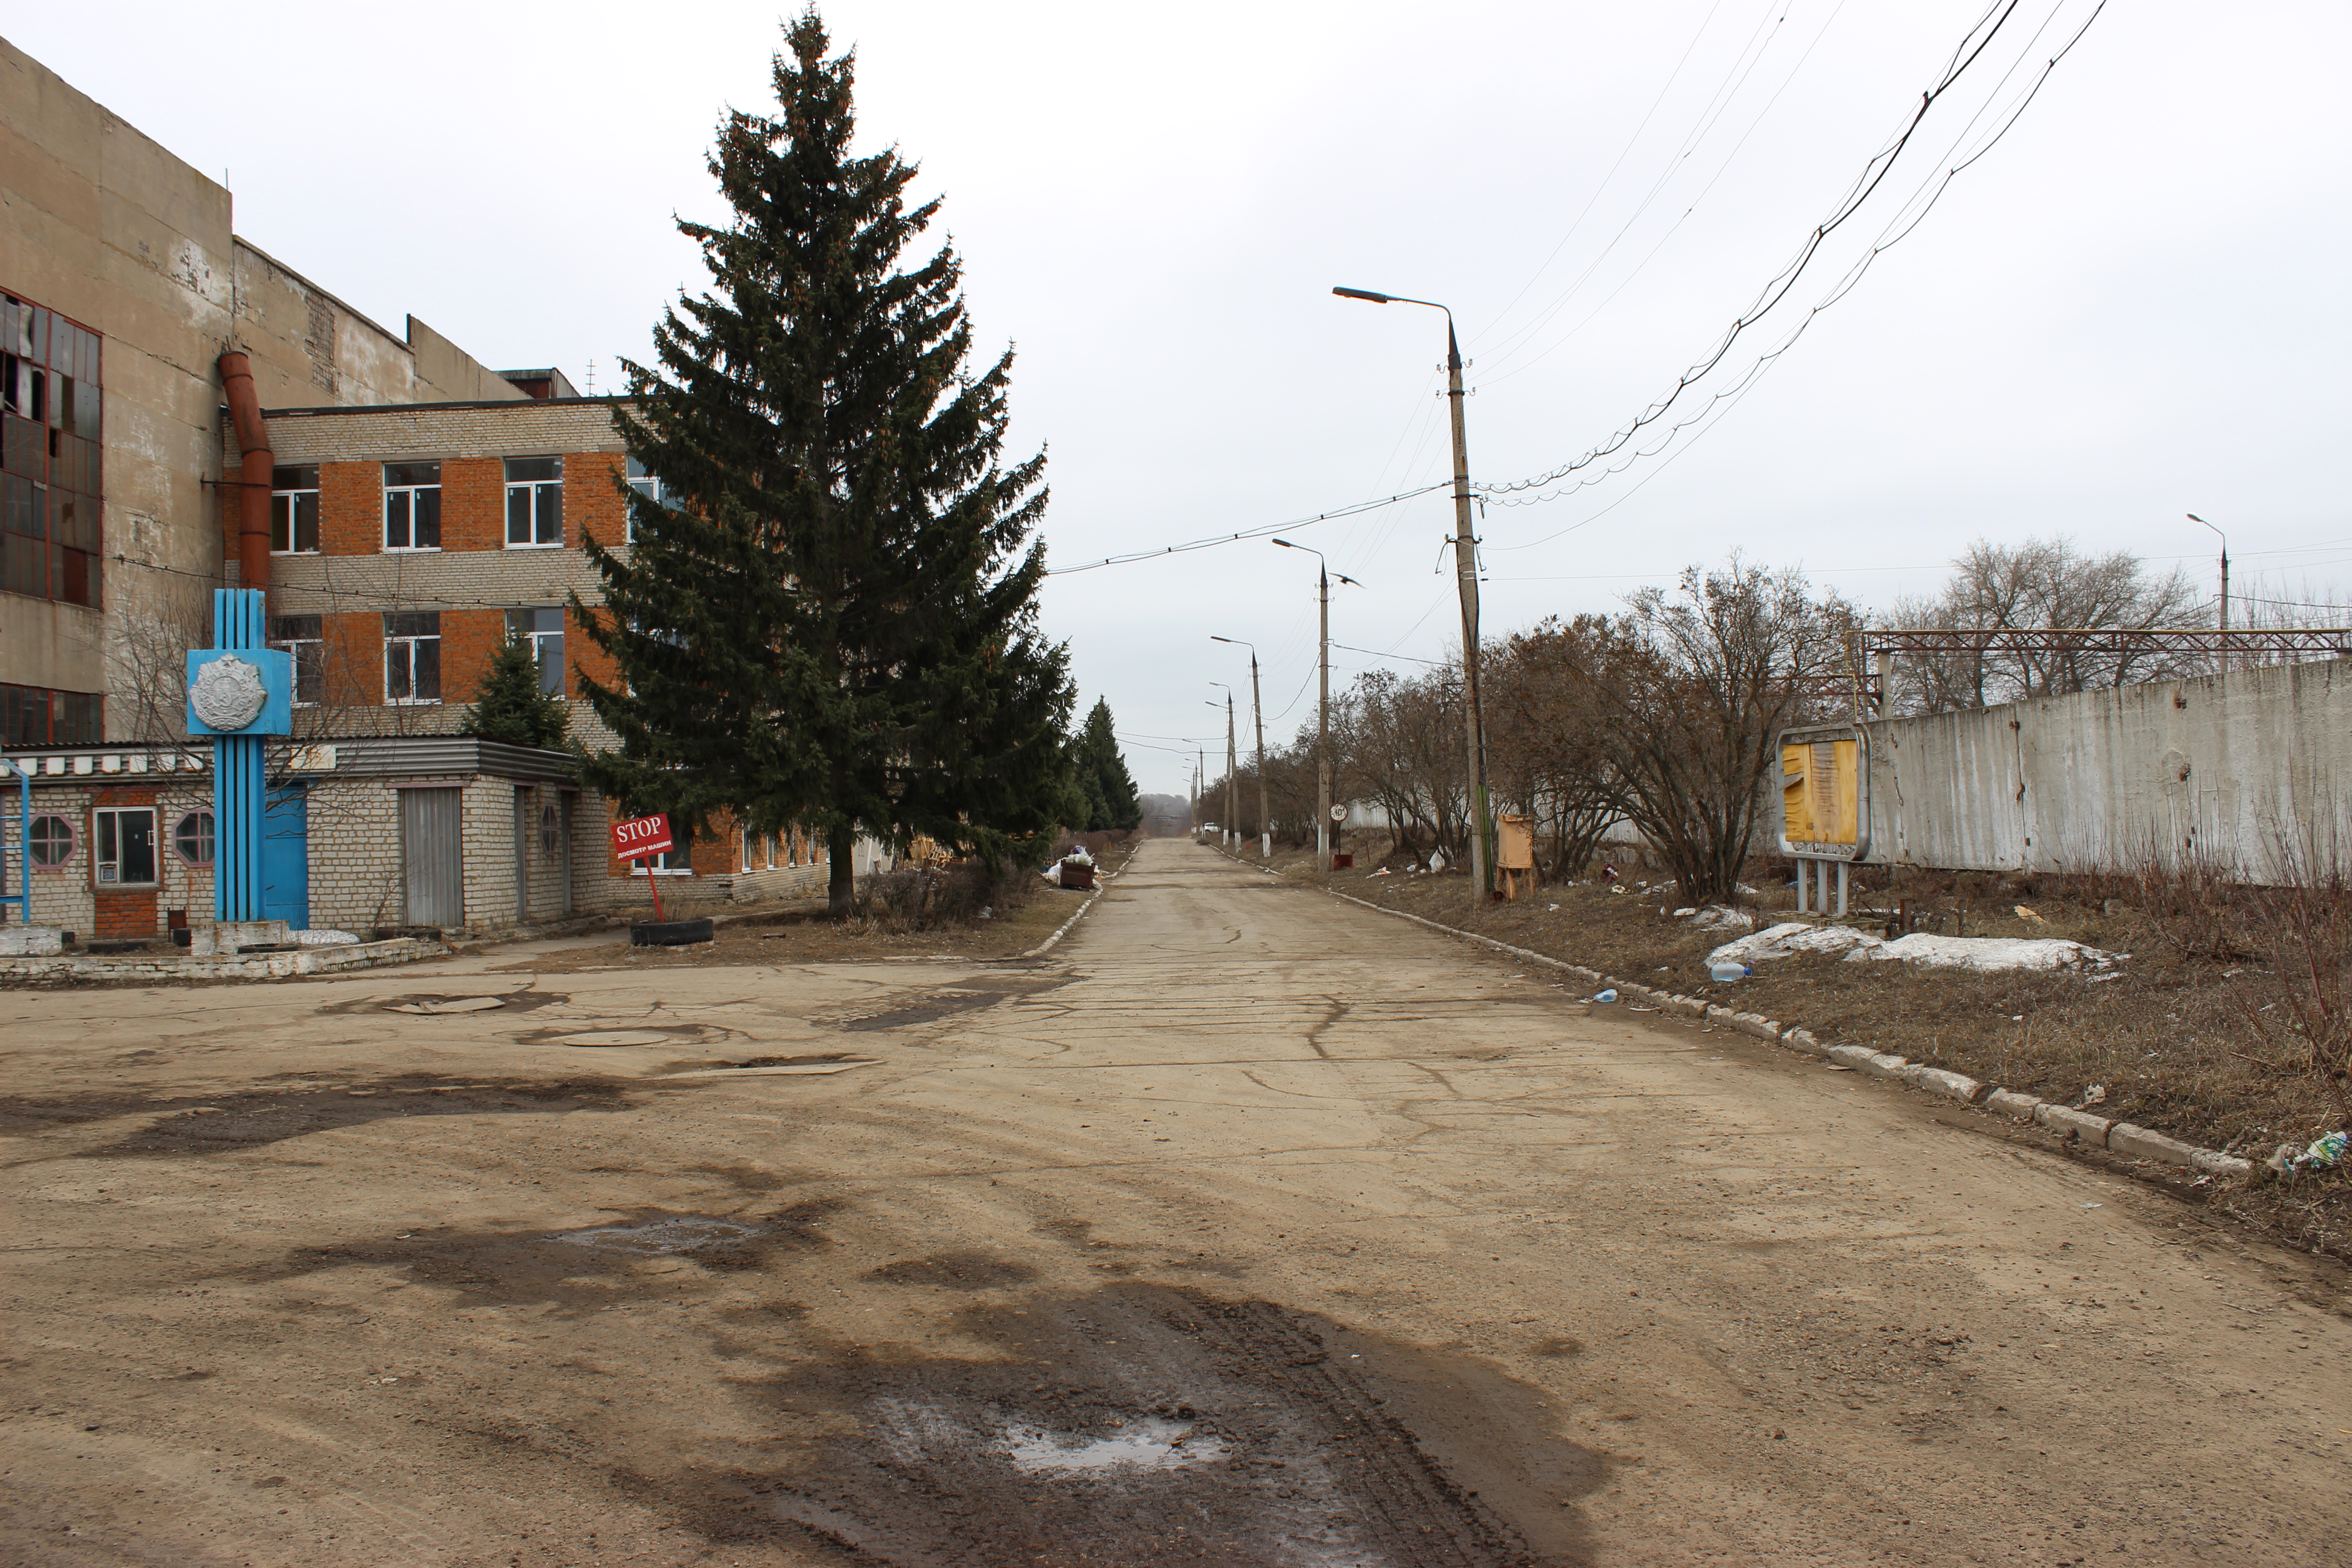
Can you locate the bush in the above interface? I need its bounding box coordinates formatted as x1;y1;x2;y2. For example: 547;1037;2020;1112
862;858;1033;931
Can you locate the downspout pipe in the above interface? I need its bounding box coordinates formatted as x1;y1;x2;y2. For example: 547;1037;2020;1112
217;351;271;592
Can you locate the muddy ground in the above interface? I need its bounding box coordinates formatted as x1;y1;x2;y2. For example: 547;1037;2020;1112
0;838;2344;1566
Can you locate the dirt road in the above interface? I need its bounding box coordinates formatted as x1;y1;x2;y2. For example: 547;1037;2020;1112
3;838;2343;1565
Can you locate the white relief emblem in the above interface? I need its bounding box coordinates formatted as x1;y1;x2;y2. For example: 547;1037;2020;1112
190;655;269;731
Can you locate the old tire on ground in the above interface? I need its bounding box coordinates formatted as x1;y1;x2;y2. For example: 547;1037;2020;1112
630;918;715;947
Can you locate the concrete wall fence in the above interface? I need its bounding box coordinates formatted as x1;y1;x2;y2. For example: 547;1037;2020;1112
1859;656;2352;883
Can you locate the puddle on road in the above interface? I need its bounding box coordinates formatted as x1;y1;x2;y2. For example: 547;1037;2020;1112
559;1216;757;1254
702;1282;1602;1567
554;1029;676;1047
999;1413;1228;1474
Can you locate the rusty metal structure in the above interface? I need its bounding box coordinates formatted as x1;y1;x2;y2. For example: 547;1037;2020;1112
1845;627;2352;716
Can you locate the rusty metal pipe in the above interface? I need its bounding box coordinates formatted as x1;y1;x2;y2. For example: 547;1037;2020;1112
217;351;272;592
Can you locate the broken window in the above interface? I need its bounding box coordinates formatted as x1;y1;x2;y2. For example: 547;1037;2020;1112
383;611;442;703
505;607;565;696
269;615;325;706
1;289;102;608
271;465;319;554
505;456;562;547
93;806;157;887
383;461;441;550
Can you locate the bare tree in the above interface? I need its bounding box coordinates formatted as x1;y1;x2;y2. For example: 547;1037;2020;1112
1574;557;1854;904
1885;536;2203;712
1484;615;1629;879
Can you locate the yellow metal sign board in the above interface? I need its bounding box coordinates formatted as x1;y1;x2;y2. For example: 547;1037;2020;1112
1779;724;1867;860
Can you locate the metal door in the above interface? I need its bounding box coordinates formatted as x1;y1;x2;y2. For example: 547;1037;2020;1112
400;787;464;928
555;792;574;916
262;786;310;929
512;787;532;923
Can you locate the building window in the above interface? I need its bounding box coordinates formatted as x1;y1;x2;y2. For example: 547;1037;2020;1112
383;461;441;550
539;803;560;857
4;683;101;745
270;465;319;553
505;607;565;696
384;611;441;703
173;808;216;867
632;843;692;875
93;806;157;887
2;289;102;609
269;615;324;706
28;813;73;867
505;456;562;547
624;455;668;543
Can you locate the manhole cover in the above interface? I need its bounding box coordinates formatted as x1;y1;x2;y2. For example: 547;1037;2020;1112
388;996;508;1015
554;1029;676;1047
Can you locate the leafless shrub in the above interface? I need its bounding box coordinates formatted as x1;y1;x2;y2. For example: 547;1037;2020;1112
862;858;1029;931
2235;820;2352;1124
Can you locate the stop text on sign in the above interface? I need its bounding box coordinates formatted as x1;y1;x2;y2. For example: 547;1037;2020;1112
610;813;674;859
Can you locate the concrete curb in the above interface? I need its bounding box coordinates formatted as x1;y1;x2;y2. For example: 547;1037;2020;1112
1315;879;2259;1186
0;936;444;985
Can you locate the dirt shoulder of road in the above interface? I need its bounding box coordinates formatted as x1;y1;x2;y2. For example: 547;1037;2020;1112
484;849;1127;975
1228;839;2351;1256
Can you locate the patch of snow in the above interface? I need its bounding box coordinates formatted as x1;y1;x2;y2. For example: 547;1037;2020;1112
1001;1416;1226;1474
1842;933;2119;973
294;929;360;946
1709;922;1883;965
1681;905;1755;934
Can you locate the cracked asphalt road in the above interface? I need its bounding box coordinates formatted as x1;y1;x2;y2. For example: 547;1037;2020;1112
1;838;2344;1565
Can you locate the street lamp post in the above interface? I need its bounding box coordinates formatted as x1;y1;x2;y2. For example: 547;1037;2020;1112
1211;637;1269;858
1273;539;1361;873
1333;285;1494;905
2188;512;2230;640
1207;689;1236;849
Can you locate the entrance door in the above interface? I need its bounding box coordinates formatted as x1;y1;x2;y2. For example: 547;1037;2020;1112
512;787;532;924
263;787;310;929
400;787;464;928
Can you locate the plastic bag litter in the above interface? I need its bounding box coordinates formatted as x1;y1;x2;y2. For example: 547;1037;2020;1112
1041;861;1063;886
1067;849;1096;867
1592;989;1618;1004
2302;1131;2347;1170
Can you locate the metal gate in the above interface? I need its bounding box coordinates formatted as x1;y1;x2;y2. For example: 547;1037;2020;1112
401;787;464;928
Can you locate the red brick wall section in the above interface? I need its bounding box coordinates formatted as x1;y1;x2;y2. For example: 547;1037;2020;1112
439;608;508;705
440;458;505;553
569;452;628;554
318;461;378;556
93;889;160;941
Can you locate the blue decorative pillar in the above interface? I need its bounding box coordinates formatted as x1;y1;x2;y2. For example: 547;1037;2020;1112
188;589;292;925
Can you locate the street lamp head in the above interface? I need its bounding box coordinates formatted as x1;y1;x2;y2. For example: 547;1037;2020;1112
1332;287;1391;304
1335;572;1364;589
1210;636;1235;645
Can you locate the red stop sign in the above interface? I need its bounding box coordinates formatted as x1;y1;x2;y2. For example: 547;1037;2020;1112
611;813;674;859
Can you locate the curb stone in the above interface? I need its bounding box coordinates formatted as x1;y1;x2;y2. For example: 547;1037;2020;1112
1309;871;2263;1186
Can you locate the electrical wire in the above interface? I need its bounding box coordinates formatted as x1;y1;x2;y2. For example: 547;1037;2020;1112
1478;0;2053;500
1043;484;1449;576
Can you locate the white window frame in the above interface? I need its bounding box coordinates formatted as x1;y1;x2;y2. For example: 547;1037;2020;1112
382;462;442;552
630;843;693;876
624;456;667;544
383;612;442;705
92;805;159;888
269;614;324;707
506;607;566;698
270;465;319;555
504;456;563;549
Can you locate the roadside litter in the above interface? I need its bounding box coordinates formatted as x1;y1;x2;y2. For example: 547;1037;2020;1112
2273;1130;2349;1178
1592;989;1618;1004
1708;959;1752;983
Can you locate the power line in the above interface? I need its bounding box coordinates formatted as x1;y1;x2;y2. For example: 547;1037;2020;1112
1478;0;2080;502
1043;484;1448;576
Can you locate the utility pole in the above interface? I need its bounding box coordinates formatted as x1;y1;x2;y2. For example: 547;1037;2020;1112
1208;688;1236;849
1274;539;1360;875
1212;637;1269;858
1333;286;1494;907
2188;513;2231;672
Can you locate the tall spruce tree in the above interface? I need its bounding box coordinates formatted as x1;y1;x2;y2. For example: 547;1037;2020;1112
574;10;1075;917
1075;699;1142;833
460;636;570;751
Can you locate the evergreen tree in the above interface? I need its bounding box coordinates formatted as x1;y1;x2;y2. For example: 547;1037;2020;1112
461;636;570;750
1074;698;1142;832
573;10;1075;916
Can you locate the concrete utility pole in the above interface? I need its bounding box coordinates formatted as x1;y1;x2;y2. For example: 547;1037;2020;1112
1333;286;1494;906
1274;539;1360;873
1212;637;1269;858
1208;689;1236;848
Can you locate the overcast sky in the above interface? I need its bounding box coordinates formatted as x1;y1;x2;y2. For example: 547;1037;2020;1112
20;1;2349;794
